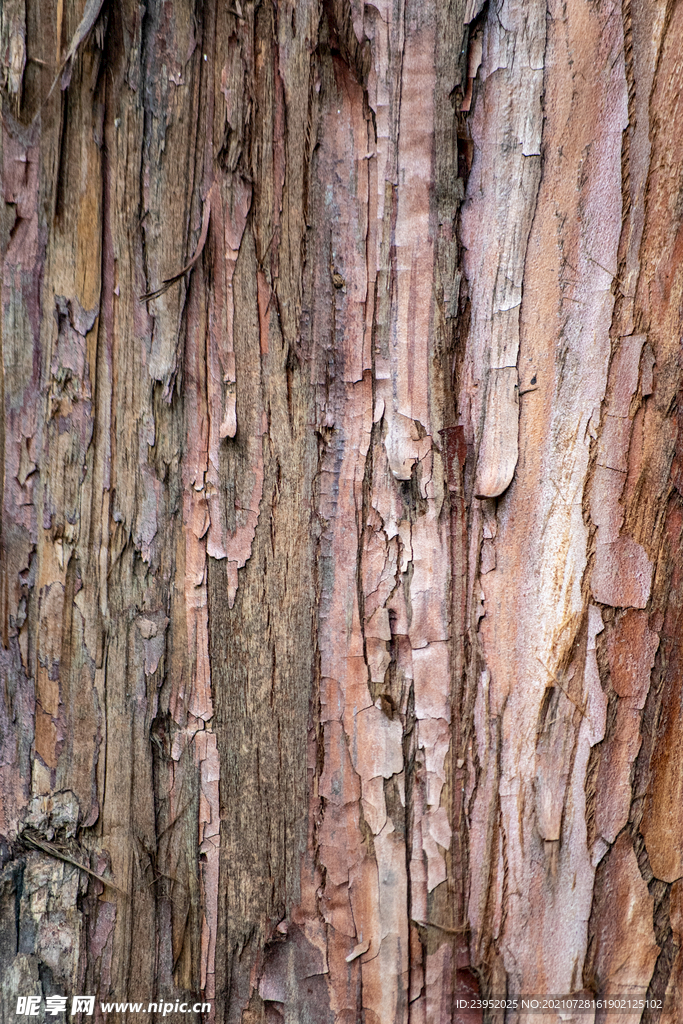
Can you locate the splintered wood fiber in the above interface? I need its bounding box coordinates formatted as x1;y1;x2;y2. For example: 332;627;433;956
2;0;683;1021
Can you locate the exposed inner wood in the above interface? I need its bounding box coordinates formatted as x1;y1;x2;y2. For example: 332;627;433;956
1;0;682;1021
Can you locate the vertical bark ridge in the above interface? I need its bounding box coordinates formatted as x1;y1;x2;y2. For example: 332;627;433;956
3;0;683;1021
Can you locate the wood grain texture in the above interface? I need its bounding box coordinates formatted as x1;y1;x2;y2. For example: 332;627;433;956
2;0;683;1021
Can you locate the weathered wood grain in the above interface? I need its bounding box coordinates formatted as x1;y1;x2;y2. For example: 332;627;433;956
2;0;683;1021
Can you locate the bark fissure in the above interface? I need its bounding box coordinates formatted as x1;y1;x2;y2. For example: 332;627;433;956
3;0;683;1021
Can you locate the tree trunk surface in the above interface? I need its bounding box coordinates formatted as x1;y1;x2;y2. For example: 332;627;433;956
1;0;682;1021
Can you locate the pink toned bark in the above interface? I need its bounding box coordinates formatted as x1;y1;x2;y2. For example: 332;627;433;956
3;0;683;1021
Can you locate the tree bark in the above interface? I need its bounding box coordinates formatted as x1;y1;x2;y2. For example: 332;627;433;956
1;0;682;1021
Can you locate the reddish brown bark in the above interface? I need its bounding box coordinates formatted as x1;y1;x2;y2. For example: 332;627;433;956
2;0;683;1022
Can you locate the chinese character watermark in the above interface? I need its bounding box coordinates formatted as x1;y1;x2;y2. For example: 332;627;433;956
45;996;68;1015
16;997;40;1016
71;997;95;1016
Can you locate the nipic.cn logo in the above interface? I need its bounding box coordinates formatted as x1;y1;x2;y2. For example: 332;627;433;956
16;996;95;1016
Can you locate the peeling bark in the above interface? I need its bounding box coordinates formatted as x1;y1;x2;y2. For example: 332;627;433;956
2;0;683;1022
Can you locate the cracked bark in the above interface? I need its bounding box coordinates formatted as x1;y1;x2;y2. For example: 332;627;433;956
2;0;683;1022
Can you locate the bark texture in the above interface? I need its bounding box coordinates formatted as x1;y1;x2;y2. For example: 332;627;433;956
1;0;683;1022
